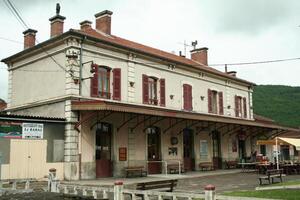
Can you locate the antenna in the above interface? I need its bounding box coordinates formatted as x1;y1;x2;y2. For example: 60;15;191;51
191;40;198;50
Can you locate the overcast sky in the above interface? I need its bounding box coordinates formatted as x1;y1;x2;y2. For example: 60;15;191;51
0;0;300;101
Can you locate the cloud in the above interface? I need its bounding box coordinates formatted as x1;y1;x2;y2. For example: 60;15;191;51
203;0;300;34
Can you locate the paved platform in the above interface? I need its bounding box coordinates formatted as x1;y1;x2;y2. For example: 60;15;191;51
63;169;241;186
63;169;300;193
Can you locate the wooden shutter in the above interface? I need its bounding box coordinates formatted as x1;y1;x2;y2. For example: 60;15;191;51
188;85;193;111
113;68;121;100
218;91;224;115
183;84;192;111
208;89;212;113
160;79;165;107
142;74;149;104
243;97;247;118
235;95;239;117
90;64;98;97
183;84;189;110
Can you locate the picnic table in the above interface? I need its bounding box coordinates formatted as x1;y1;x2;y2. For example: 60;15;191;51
238;162;258;172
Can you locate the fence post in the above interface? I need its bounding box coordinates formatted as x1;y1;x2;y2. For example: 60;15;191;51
114;181;124;200
48;168;59;193
204;184;216;200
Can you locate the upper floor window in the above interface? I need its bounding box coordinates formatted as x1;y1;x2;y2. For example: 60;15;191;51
148;77;158;105
235;95;247;118
183;84;193;111
208;89;224;115
98;67;111;99
142;74;165;106
90;64;121;100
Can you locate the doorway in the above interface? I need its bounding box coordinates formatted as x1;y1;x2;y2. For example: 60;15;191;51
212;130;222;169
147;127;161;174
183;129;195;171
95;122;112;178
238;139;246;161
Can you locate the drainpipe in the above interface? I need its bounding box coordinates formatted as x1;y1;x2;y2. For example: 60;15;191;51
78;37;85;180
79;36;86;96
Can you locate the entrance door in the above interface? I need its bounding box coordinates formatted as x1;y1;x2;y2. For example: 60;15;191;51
147;127;161;174
183;129;195;171
212;131;222;169
95;123;112;178
238;140;246;161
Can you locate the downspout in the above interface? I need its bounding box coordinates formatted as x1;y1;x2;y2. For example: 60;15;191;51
78;36;86;180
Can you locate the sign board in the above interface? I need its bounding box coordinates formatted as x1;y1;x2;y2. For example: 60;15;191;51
22;123;44;139
0;122;22;138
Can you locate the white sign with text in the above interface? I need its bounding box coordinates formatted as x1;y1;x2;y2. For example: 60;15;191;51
22;123;44;139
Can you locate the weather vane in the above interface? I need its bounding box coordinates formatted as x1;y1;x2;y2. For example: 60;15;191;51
56;3;61;15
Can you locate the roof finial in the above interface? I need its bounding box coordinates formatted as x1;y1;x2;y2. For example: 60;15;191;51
56;3;61;15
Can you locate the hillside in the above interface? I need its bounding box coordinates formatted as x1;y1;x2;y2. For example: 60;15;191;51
253;85;300;128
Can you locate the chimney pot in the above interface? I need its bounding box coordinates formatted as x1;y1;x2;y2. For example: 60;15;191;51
80;20;92;31
23;29;37;49
94;10;113;34
49;14;66;38
190;47;208;66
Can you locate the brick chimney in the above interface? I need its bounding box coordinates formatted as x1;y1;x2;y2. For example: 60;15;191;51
23;29;37;49
80;20;92;31
49;14;66;38
190;47;208;66
94;10;113;34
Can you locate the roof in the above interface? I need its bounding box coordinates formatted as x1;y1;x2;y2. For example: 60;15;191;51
71;99;299;132
254;114;275;124
1;28;254;86
0;113;65;123
73;28;254;85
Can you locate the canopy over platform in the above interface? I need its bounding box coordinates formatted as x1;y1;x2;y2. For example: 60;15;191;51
257;137;300;150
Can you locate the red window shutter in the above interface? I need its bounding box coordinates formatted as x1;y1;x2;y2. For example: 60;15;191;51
142;74;149;104
183;84;188;110
188;85;193;111
183;84;192;111
160;79;166;107
208;89;212;113
235;95;239;117
243;97;247;118
90;64;98;97
113;68;121;100
218;91;224;115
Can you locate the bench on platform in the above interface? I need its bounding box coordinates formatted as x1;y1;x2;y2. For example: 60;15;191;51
124;166;147;178
258;169;284;185
136;179;178;192
167;164;184;174
199;162;214;171
225;160;238;169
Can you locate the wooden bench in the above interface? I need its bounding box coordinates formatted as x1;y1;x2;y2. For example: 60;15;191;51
125;166;147;178
199;162;214;171
167;164;184;174
225;160;238;169
136;179;178;192
258;169;284;185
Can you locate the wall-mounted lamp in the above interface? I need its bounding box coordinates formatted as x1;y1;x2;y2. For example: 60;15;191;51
227;105;231;109
73;78;80;84
129;81;135;87
170;94;174;100
200;96;205;100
